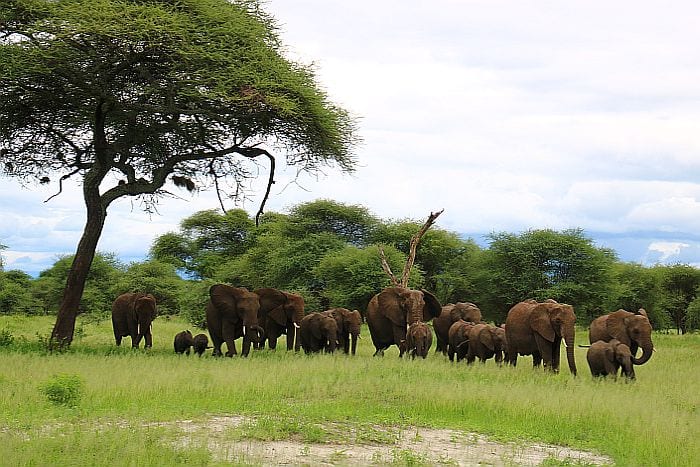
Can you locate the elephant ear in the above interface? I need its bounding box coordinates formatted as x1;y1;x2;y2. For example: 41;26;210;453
604;342;615;362
637;308;649;319
377;288;406;327
606;310;634;346
530;303;556;342
254;288;286;314
268;305;287;326
209;284;241;323
421;289;442;321
480;327;495;351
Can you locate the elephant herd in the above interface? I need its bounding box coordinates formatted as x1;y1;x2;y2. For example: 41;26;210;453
362;287;653;380
110;285;655;380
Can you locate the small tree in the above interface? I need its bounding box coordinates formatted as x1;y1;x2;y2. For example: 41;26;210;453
0;0;357;347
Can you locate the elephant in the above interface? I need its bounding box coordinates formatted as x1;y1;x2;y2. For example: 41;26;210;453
433;302;482;355
404;321;433;359
366;287;442;357
326;307;362;355
447;320;476;362
193;333;210;357
586;339;635;380
205;284;264;357
589;308;653;366
254;288;305;351
299;311;339;354
466;323;508;365
111;292;157;348
174;330;194;355
505;299;577;375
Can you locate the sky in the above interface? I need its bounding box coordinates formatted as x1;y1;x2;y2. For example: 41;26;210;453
2;0;700;276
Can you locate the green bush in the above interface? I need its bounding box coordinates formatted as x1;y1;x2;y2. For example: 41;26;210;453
40;374;84;406
0;328;13;346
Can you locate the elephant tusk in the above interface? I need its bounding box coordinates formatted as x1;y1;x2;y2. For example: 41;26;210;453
294;323;300;329
563;340;568;348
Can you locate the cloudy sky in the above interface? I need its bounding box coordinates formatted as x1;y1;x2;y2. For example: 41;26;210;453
2;0;700;276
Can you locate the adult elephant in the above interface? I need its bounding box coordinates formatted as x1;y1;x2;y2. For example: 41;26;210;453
433;302;482;355
205;284;264;357
111;292;157;348
405;321;433;359
586;339;635;380
447;320;476;362
327;307;362;355
299;311;339;354
254;288;305;351
589;308;653;366
505;299;577;375
467;323;508;365
366;287;442;357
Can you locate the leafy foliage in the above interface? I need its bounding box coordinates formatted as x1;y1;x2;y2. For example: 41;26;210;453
30;253;124;314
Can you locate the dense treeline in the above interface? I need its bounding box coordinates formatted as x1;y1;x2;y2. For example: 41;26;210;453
2;199;700;333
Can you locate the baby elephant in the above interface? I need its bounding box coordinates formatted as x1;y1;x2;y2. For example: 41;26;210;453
404;322;433;359
448;320;477;362
192;333;210;357
174;330;195;355
587;339;635;380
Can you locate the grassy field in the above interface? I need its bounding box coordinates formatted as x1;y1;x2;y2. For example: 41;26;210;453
0;313;698;466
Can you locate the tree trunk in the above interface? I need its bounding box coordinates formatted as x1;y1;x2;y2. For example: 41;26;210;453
50;186;107;349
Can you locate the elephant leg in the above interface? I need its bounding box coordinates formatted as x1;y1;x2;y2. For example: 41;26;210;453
448;346;455;362
286;328;296;351
533;334;553;369
551;337;562;372
532;352;542;368
132;333;142;348
392;326;407;357
143;331;153;349
466;347;476;365
114;333;122;346
373;347;385;357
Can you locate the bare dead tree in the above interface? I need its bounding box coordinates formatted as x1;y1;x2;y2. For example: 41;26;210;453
379;209;444;288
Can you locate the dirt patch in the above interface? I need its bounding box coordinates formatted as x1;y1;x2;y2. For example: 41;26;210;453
166;415;613;466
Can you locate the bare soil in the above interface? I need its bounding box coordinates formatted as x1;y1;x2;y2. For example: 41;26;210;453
166;415;614;466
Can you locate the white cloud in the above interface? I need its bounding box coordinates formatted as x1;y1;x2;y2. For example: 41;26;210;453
646;242;690;262
3;1;700;274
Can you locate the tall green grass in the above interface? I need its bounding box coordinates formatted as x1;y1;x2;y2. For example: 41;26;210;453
1;314;698;466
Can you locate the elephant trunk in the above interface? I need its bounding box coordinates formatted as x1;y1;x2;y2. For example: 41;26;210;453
622;359;636;380
350;332;358;355
564;325;577;376
631;337;653;365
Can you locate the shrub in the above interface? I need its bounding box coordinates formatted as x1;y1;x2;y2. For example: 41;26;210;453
40;374;84;407
0;328;13;347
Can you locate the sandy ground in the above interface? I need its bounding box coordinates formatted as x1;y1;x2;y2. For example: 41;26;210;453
166;415;614;466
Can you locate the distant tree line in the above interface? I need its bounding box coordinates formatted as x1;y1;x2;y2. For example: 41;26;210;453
2;199;700;333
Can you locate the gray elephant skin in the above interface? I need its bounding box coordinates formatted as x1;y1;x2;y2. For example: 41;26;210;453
405;321;433;359
174;330;194;355
111;292;157;348
326;307;362;355
589;308;653;366
366;287;442;357
433;302;482;355
505;299;577;375
447;320;476;362
299;311;339;354
586;339;635;380
255;288;305;351
467;323;508;365
206;284;264;357
192;333;210;356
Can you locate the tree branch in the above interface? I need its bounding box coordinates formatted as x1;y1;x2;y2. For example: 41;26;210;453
399;209;444;287
378;245;400;287
44;167;83;203
236;147;276;226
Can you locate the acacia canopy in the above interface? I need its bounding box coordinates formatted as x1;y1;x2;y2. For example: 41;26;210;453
0;0;358;346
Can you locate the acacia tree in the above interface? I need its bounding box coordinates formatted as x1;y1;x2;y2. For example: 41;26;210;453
0;0;357;347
